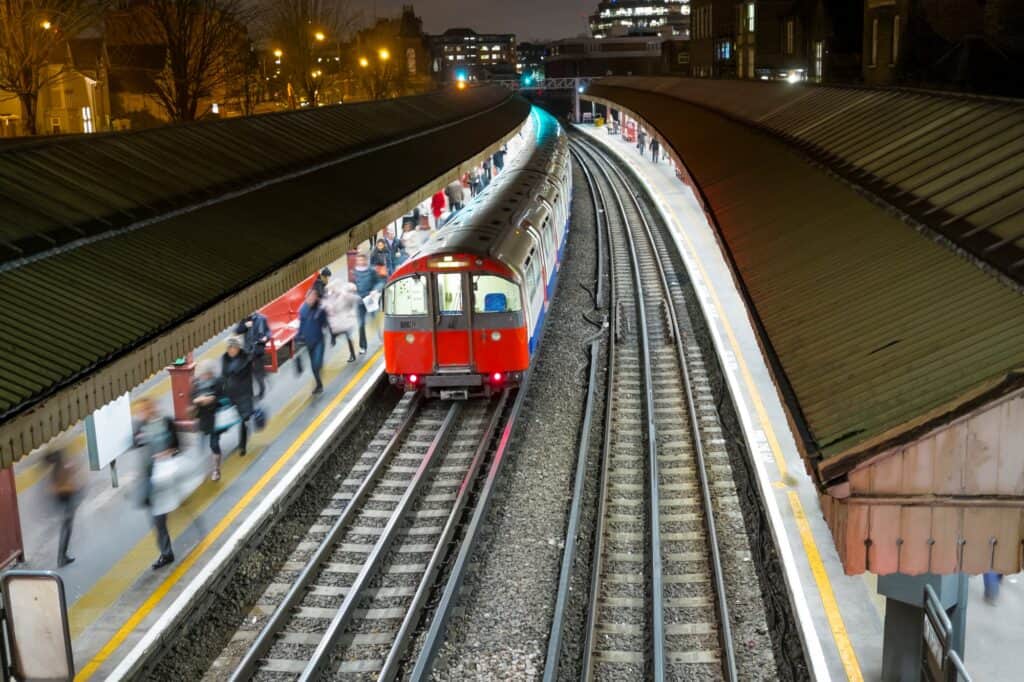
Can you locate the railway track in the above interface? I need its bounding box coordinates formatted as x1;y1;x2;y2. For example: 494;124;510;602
213;389;512;681
566;136;738;681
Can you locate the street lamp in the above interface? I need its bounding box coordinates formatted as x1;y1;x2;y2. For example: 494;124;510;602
314;31;325;42
359;56;369;68
40;19;52;30
378;48;390;62
273;48;283;58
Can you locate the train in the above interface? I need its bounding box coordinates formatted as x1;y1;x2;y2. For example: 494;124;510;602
382;107;572;398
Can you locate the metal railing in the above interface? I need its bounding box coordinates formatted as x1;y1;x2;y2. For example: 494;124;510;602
922;584;972;682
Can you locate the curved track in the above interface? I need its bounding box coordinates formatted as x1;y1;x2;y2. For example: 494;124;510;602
569;136;738;681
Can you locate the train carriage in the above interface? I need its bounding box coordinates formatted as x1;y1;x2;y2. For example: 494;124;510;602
383;108;571;398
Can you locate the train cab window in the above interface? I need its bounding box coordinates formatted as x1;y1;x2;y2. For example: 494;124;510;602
472;275;522;313
436;272;464;315
384;276;428;315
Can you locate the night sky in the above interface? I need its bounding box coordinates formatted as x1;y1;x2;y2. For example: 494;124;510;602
357;0;595;42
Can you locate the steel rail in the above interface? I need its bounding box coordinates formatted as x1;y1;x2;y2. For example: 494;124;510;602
298;400;462;681
543;148;609;681
585;135;739;680
377;389;511;681
579;138;667;681
228;393;424;682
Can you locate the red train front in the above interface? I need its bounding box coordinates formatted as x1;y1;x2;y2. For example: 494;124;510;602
383;252;529;398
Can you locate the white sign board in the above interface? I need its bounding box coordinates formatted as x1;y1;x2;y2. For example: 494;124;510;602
85;392;134;470
1;571;74;681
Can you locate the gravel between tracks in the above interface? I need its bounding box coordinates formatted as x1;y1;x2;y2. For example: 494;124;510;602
430;161;601;681
147;380;399;682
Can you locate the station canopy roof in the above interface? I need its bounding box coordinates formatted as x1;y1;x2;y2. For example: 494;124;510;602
587;77;1024;575
0;87;530;467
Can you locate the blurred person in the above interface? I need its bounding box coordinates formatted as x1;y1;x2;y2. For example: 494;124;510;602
324;280;360;362
221;336;254;455
983;571;1003;604
371;238;394;277
651;137;660;163
298;288;330;394
191;361;224;480
47;448;83;567
469;166;483;196
353;253;384;354
445;178;465;214
482;158;492;187
493;146;507;173
637;129;647;156
236;311;270;398
135;397;178;569
310;267;331;299
431;190;446;228
401;221;423;254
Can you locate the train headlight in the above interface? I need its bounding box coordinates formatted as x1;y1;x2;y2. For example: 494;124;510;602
490;331;502;341
405;333;415;344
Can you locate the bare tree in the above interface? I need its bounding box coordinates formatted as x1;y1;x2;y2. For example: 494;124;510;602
263;0;358;107
146;0;252;122
357;47;404;101
229;37;261;116
0;0;107;135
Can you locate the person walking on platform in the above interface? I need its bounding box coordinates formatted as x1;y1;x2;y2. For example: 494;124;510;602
47;448;83;567
311;267;331;299
493;146;507;173
236;311;270;398
401;220;423;254
650;137;660;163
221;336;254;455
298;288;330;394
469;166;483;197
371;238;395;277
482;158;493;188
191;361;224;480
637;129;647;156
445;178;465;214
135;398;178;569
324;280;360;363
353;253;384;354
431;190;446;228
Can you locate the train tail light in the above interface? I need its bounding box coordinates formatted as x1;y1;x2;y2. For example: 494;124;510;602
408;374;419;385
491;372;503;384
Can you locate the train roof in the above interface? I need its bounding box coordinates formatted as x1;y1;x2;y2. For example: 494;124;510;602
399;107;569;276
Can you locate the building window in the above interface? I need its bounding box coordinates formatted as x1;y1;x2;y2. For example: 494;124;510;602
786;19;794;55
891;15;900;65
870;18;878;67
407;47;417;75
746;3;755;33
50;117;61;134
82;106;93;133
716;40;731;61
814;41;824;82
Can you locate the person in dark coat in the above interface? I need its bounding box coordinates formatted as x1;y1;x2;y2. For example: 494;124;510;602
492;146;506;172
135;397;178;569
221;336;254;455
236;312;270;398
191;361;224;480
370;238;394;277
650;137;660;163
353;253;384;354
298;288;330;394
47;448;83;567
310;267;331;299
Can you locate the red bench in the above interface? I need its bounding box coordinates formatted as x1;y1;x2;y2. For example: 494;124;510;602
260;272;318;372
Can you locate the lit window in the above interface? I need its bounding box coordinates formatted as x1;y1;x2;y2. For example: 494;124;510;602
786;19;794;55
81;106;93;133
436;273;463;314
385;277;429;316
472;275;522;313
746;3;755;32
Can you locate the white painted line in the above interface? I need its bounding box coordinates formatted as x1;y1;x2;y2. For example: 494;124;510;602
106;364;384;680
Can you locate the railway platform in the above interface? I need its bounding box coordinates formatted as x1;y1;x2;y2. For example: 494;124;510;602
13;307;385;682
574;122;1020;681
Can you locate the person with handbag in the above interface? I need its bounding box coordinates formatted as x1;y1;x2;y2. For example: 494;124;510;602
191;361;224;481
134;397;179;569
46;448;83;567
221;336;254;454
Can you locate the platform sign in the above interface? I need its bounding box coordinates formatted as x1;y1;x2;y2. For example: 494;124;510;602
85;392;134;471
0;571;74;681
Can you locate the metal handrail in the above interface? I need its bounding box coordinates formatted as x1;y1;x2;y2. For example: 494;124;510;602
922;584;973;682
228;393;424;681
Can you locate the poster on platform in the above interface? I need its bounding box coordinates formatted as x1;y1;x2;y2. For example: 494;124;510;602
85;392;134;470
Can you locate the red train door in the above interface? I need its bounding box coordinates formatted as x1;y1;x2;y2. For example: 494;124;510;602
433;272;472;369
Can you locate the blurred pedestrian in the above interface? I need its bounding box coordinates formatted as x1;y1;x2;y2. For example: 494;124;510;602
482;158;492;187
371;238;394;277
445;178;465;214
353;253;384;354
324;280;360;362
431;190;446;228
637;129;647;156
298;288;330;394
135;398;178;569
984;572;1003;604
650;137;660;163
47;448;83;567
310;267;331;299
191;361;224;480
493;146;507;173
469;166;483;196
401;220;423;254
236;311;270;399
221;336;254;455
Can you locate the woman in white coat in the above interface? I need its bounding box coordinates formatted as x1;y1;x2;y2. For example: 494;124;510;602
324;280;361;362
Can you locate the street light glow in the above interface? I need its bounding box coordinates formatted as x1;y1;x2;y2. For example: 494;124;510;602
314;31;325;42
273;48;283;58
40;20;51;30
378;48;390;61
359;56;369;68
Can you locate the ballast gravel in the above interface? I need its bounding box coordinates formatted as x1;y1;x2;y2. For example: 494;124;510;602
430;161;600;681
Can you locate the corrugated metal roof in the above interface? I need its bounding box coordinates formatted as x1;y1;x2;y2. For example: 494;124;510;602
599;77;1024;289
0;87;530;467
586;81;1024;475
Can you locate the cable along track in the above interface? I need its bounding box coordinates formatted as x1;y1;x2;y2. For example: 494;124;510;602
572;137;738;682
219;389;510;681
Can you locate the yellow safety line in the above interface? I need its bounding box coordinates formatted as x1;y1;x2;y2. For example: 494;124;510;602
788;491;863;682
635;150;863;680
75;350;383;681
